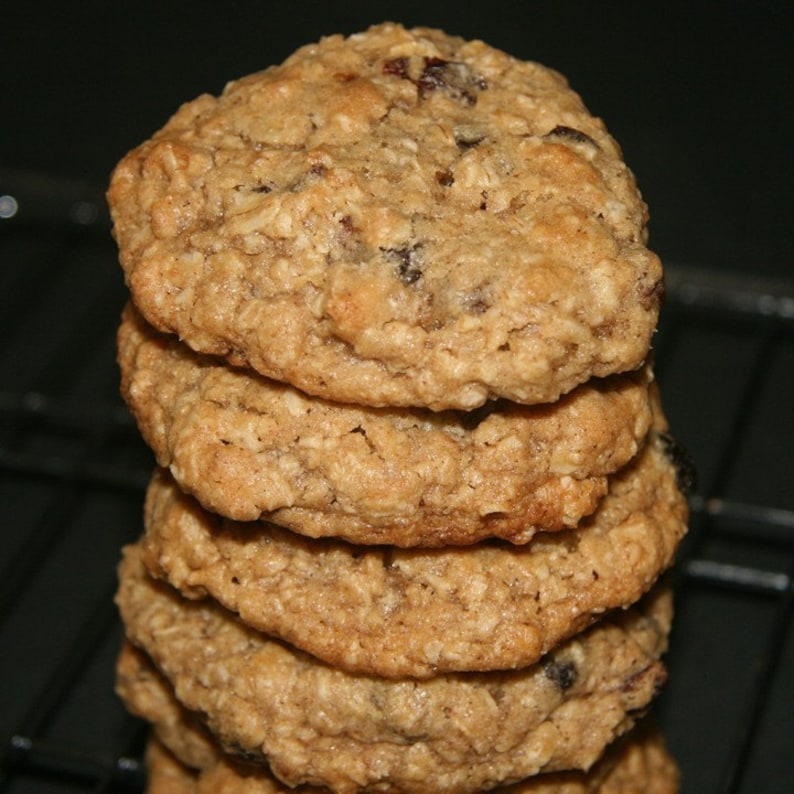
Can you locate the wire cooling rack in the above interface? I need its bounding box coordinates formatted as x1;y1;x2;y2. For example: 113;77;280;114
1;169;792;793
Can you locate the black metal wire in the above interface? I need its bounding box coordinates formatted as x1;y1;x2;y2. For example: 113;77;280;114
654;266;794;793
719;559;794;794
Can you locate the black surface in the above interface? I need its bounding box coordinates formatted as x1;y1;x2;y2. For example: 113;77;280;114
1;2;792;792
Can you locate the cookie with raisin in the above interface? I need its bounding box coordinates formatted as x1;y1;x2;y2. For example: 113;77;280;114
116;545;672;794
109;23;662;411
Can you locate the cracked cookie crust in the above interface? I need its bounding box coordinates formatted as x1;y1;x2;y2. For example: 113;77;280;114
116;545;672;794
137;430;687;678
136;685;679;794
118;304;656;546
108;23;662;411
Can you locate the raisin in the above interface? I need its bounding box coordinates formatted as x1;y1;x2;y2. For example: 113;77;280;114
383;245;423;285
397;258;422;285
545;125;598;147
382;57;410;79
382;56;486;105
436;169;455;187
417;57;453;94
658;431;697;496
416;57;486;105
339;215;354;233
543;658;577;690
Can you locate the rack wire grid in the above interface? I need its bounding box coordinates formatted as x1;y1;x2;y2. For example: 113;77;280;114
1;169;793;793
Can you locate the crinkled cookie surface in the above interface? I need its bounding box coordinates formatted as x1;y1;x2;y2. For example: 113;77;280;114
117;544;672;793
139;430;687;678
140;703;678;794
109;23;662;410
119;304;655;545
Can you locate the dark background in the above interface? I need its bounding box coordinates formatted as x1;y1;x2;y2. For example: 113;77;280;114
1;2;792;793
1;0;792;278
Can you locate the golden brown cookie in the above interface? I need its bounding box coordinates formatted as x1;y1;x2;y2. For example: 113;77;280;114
118;304;655;545
138;429;686;678
116;544;672;794
108;23;662;411
142;726;679;794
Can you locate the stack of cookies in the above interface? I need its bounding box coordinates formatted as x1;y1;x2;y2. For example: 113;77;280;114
108;23;690;793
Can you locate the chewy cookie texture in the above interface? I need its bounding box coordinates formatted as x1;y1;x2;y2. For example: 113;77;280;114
118;302;658;547
124;635;679;794
109;22;687;793
138;432;686;679
108;21;663;411
117;546;672;794
142;727;680;794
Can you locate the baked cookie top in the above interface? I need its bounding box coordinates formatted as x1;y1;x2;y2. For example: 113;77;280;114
116;545;671;794
139;693;678;794
119;304;655;546
108;23;662;410
139;427;686;678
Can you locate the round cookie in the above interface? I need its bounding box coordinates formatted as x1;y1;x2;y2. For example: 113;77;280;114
139;429;687;678
108;23;662;411
119;304;655;545
116;545;672;794
142;720;678;794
